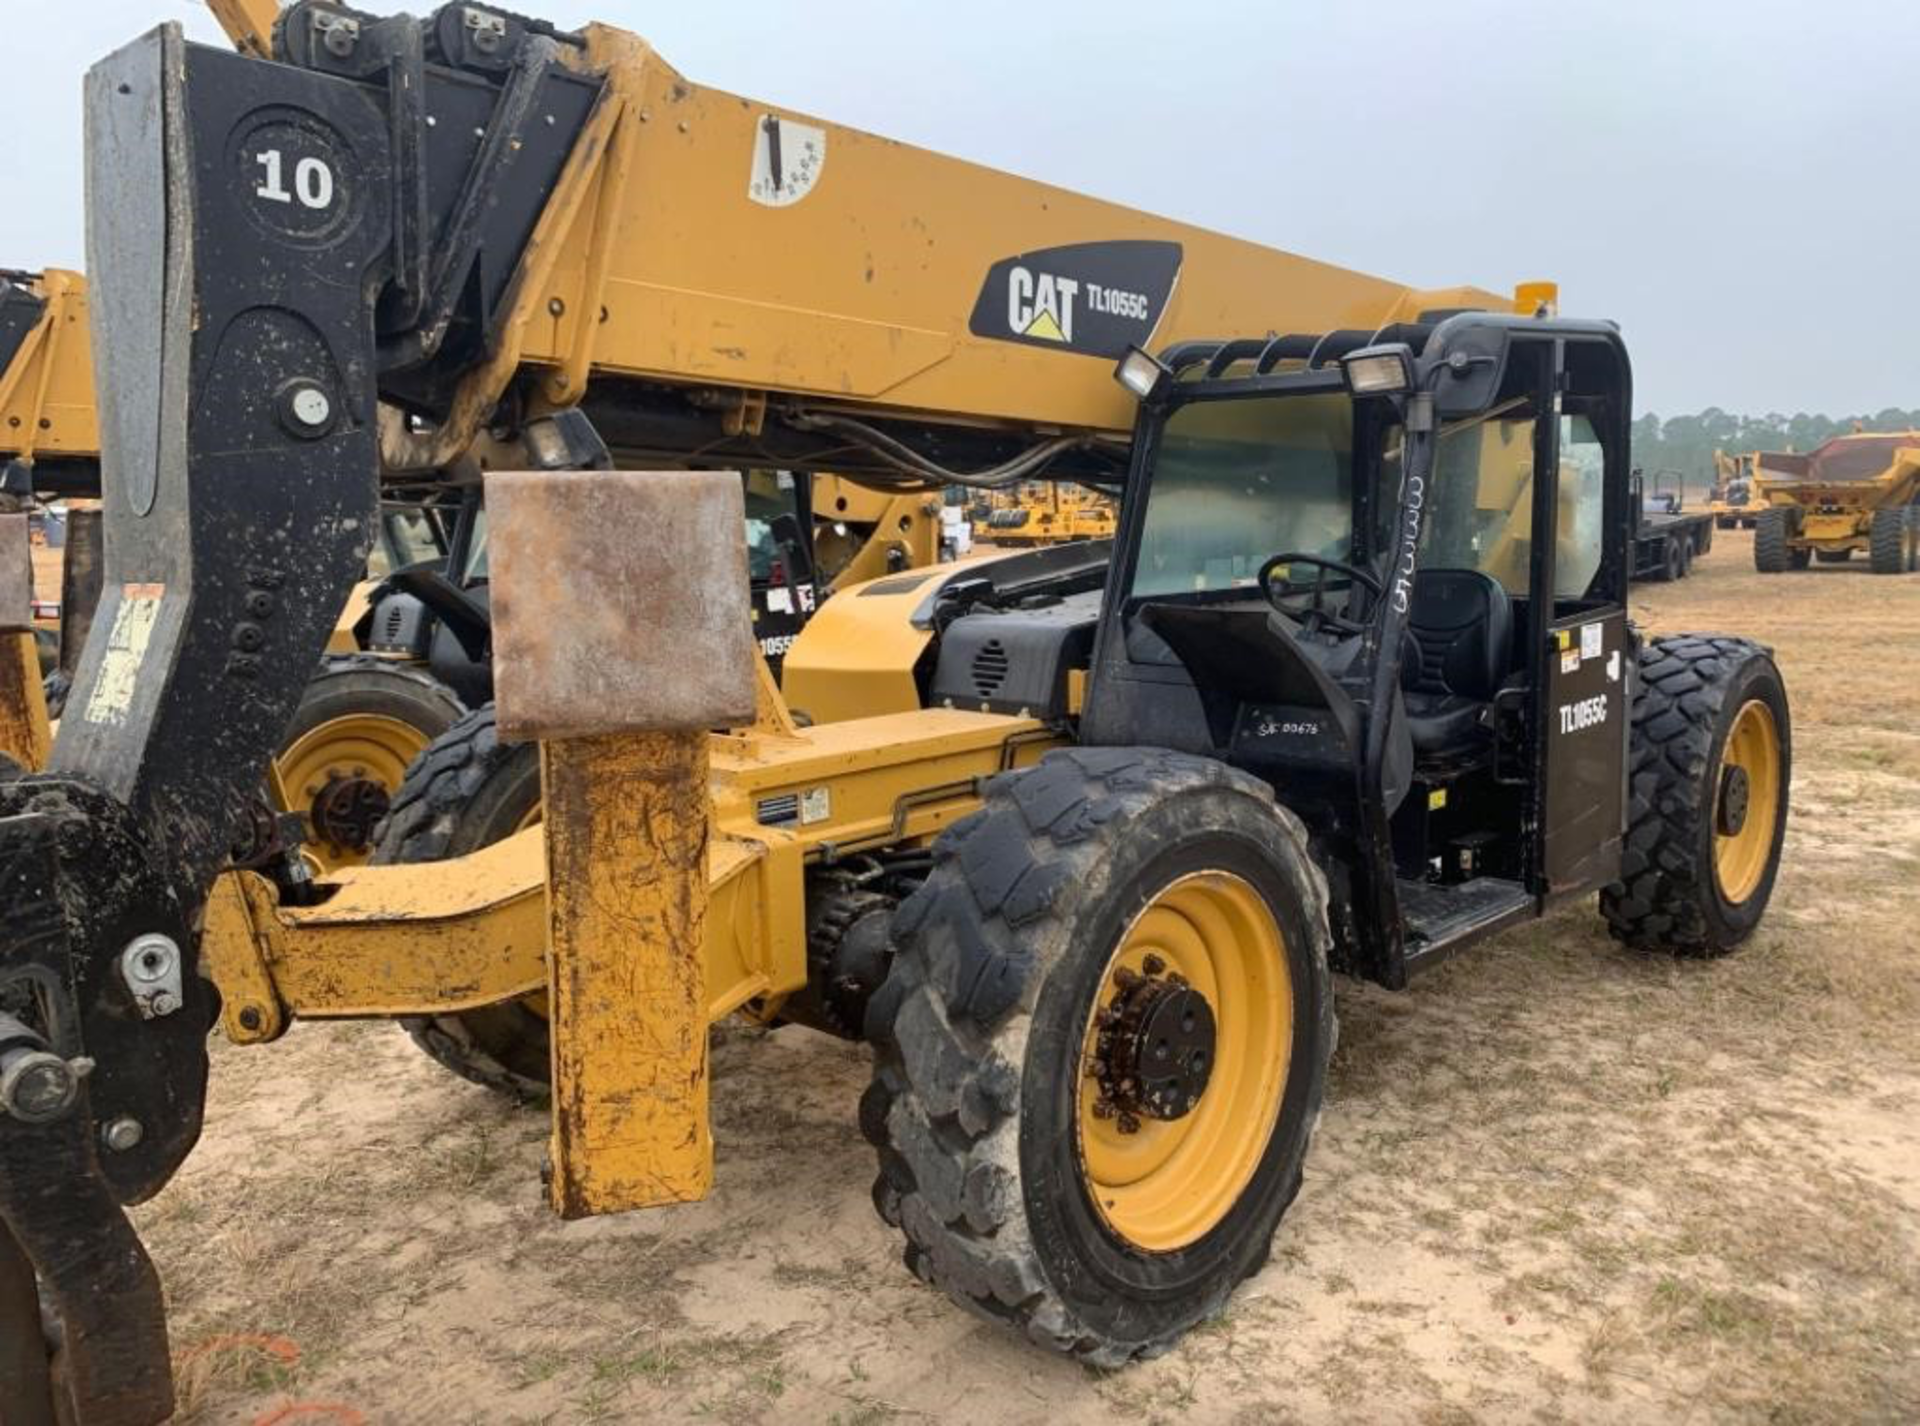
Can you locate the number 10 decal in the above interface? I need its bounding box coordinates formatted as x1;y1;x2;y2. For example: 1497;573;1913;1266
254;149;335;210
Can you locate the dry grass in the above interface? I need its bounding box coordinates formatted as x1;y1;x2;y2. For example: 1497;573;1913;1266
138;529;1920;1424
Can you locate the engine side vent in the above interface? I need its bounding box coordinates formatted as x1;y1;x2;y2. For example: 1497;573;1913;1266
971;639;1010;698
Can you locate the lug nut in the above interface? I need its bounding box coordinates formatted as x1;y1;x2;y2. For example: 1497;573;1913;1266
1141;953;1166;976
102;1116;145;1153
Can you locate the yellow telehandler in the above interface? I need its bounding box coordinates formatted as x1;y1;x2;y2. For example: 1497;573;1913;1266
0;4;1791;1418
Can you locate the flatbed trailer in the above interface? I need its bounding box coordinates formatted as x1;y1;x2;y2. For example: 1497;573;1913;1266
1630;471;1714;581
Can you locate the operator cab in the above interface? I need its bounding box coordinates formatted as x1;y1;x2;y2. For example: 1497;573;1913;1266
1082;315;1635;987
364;469;833;706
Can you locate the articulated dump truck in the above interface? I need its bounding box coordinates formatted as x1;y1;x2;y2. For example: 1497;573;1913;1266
1751;431;1920;574
0;3;1792;1417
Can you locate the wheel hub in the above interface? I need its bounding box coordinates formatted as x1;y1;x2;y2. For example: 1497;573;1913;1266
1089;957;1217;1131
309;775;391;851
1717;764;1751;836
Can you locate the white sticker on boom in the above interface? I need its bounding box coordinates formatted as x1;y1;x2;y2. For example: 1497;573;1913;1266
1580;621;1604;661
81;584;164;728
748;114;826;207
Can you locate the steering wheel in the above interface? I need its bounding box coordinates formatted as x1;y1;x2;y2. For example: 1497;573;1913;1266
1257;552;1383;638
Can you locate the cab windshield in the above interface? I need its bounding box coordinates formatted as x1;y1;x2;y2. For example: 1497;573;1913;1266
1129;387;1607;609
1130;392;1360;599
367;504;448;578
742;471;798;583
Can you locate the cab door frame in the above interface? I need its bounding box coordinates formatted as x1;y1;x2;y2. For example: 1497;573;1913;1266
1520;333;1635;903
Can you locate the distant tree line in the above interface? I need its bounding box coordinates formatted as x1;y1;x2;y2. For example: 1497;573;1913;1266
1632;408;1920;496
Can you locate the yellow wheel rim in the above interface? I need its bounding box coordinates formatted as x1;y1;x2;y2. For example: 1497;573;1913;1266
273;713;434;873
1075;871;1292;1253
1713;699;1782;905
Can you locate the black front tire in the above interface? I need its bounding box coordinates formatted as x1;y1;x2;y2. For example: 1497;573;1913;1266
1869;507;1909;574
373;703;549;1098
1753;509;1794;573
1601;636;1791;956
865;747;1334;1366
284;653;465;751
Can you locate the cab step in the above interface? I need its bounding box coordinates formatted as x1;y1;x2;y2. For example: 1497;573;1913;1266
1399;876;1533;970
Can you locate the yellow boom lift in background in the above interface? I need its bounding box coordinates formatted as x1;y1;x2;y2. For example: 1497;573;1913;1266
0;3;1791;1419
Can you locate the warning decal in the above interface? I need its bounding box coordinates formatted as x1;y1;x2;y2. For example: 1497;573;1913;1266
81;584;164;728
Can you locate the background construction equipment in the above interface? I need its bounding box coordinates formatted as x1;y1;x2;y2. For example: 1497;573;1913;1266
1752;432;1920;574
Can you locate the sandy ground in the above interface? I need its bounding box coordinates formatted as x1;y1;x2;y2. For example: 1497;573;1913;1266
130;529;1918;1425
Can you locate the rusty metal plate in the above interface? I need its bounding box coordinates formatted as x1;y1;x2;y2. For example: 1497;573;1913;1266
485;470;757;740
0;515;29;633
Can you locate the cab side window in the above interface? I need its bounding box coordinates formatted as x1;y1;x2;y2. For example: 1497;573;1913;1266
1555;415;1606;600
1418;411;1539;594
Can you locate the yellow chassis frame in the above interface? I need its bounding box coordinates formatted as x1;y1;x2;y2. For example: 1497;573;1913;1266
202;663;1055;1207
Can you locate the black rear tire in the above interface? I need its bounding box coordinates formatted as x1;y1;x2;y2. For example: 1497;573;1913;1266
865;747;1334;1366
372;703;549;1099
1753;509;1794;573
1869;507;1909;574
1656;539;1682;582
1601;636;1790;956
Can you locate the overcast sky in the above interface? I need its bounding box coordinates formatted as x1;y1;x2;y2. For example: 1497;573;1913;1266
9;0;1916;417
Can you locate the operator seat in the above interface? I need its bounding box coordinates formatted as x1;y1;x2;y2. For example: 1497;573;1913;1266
1400;569;1513;759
